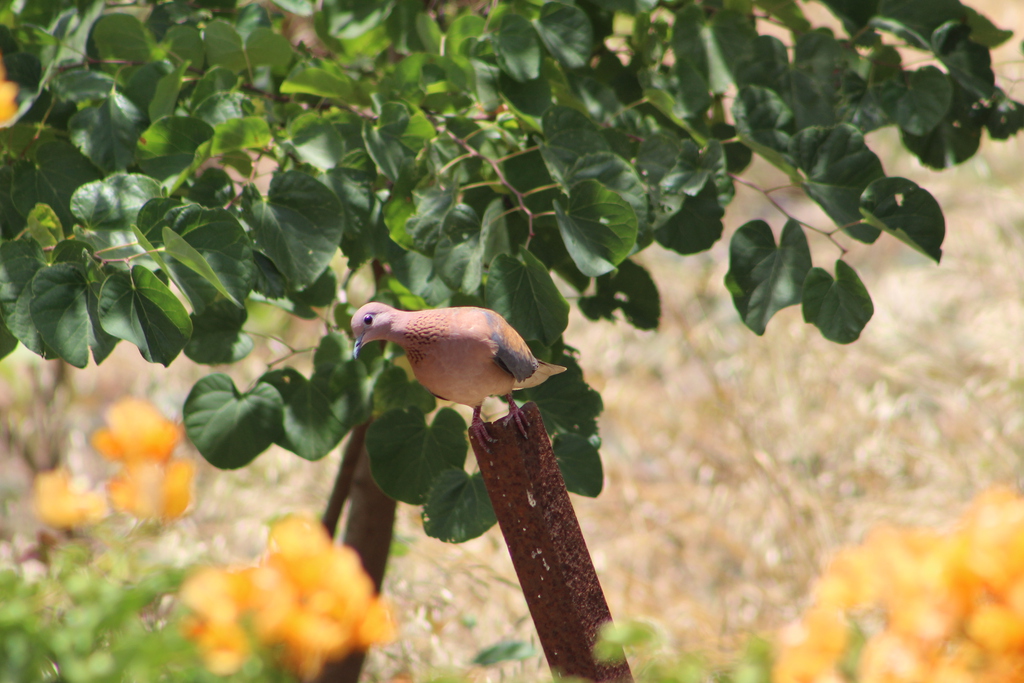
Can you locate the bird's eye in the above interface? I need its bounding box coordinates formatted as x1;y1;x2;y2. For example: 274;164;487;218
363;314;374;325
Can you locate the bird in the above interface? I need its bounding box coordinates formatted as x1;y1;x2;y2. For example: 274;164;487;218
350;302;566;447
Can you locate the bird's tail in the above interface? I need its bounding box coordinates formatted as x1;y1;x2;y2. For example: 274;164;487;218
513;360;567;389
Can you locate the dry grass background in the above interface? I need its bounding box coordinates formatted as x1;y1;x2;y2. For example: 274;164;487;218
3;3;1024;680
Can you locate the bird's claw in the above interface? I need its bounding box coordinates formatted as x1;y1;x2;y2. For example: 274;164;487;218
503;395;529;438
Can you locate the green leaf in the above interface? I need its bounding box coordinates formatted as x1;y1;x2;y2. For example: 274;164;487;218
985;97;1024;141
540;106;610;181
654;182;725;255
70;174;163;232
260;360;369;461
859;177;944;262
963;7;1013;48
98;266;192;366
281;64;359;100
29;263;91;368
472;640;539;666
900;83;982;169
673;6;757;94
163;205;255;312
0;314;16;361
494;13;541;83
362;102;434;182
0;240;47;355
533;2;593;69
499;71;552;119
209;116;271;155
204;20;248;72
68;93;146;174
553;179;637;277
802;261;873;344
26;204;63;247
422;469;497;543
790;124;884;231
372;364;437;416
92;13;155;62
561;153;648;240
731;86;796;176
149;60;189;123
240;172;344;290
877;66;952;135
137;116;215;184
165;24;206;67
433;208;485;293
245;27;293;71
51;70;116;103
446;14;485;57
725;219;811;336
163;226;239;306
486;251;569;346
553;433;603;497
932;21;995;100
661;139;726;197
12;142;101;231
183;373;284;469
578;259;660;331
184;300;253;365
365;407;467;505
189;168;234;207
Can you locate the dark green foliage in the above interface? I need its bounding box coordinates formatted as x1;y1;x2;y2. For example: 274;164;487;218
0;0;1016;542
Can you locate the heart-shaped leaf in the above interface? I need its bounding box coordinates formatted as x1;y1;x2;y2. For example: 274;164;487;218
365;406;467;505
184;373;284;469
859;176;945;263
422;469;497;543
98;266;192;366
553;179;637;277
802;261;873;344
486;251;569;346
725;219;811;335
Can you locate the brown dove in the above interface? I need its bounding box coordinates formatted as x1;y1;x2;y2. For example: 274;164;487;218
351;303;566;446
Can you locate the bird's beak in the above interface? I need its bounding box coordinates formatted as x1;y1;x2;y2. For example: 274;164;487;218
353;334;364;359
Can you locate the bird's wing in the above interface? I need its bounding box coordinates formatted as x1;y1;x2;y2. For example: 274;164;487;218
484;311;539;383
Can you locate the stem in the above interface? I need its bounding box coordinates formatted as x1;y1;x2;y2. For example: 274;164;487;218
729;173;849;255
321;421;370;538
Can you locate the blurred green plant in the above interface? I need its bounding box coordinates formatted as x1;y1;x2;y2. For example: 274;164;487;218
0;541;295;683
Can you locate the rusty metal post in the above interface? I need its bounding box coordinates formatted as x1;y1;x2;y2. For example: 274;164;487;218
471;402;632;682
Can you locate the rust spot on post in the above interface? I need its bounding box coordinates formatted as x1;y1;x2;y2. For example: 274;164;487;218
472;402;632;682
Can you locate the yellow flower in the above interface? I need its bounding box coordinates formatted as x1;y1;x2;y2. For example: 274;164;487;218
91;398;181;464
32;468;108;529
0;53;18;126
107;458;194;520
182;515;395;680
183;617;251;676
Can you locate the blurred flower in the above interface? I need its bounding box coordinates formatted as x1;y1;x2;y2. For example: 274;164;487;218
107;459;194;521
182;515;394;680
91;398;181;464
90;398;193;522
775;487;1024;683
0;53;18;125
32;468;108;529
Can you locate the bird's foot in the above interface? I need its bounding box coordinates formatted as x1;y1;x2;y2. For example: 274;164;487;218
470;405;495;452
502;394;529;438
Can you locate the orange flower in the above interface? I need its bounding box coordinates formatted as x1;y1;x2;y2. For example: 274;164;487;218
107;458;194;520
183;617;251;676
32;468;108;529
182;515;395;680
91;398;181;464
0;52;18;126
